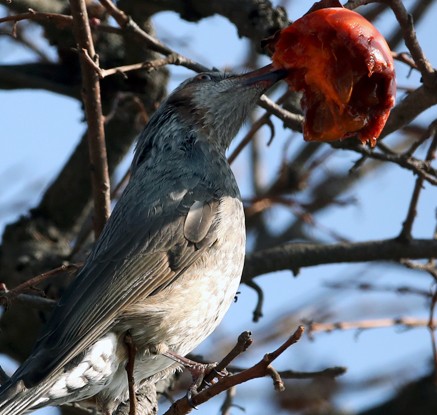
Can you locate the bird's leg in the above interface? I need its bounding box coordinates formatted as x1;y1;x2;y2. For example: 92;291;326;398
124;331;137;415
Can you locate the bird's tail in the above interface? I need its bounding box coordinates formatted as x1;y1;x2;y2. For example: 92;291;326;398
0;377;50;415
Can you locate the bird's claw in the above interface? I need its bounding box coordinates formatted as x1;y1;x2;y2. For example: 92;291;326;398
186;386;199;409
212;367;228;378
185;362;220;408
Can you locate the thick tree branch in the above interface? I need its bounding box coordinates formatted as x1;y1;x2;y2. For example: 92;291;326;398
0;63;80;97
359;373;437;415
243;238;437;280
121;0;289;48
70;0;111;237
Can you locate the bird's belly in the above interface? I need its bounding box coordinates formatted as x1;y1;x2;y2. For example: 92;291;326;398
132;199;245;372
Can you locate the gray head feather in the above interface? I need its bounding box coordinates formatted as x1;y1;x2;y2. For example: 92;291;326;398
132;68;285;173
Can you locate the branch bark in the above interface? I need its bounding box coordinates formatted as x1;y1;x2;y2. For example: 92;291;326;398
70;0;110;237
118;0;289;48
243;238;437;280
164;326;305;415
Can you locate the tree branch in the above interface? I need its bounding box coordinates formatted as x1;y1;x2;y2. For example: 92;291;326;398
258;94;303;133
385;0;436;85
0;63;80;97
306;316;431;333
399;123;437;239
70;0;111;237
0;8;73;26
118;0;289;49
98;0;209;73
243;238;437;280
164;326;305;415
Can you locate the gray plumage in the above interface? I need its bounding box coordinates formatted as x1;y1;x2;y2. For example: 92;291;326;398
0;66;285;414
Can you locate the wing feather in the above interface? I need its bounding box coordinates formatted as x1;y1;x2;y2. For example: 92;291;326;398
18;170;221;387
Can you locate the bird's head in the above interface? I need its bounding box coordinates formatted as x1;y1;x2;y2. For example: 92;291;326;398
132;65;286;171
165;65;287;150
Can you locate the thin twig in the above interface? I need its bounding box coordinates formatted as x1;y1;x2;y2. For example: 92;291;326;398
0;5;208;74
98;0;209;73
228;112;272;165
428;291;437;383
219;386;238;415
227;365;346;380
385;0;436;85
382;84;437;140
266;366;285;392
14;293;56;310
392;51;418;70
258;95;303;132
341;143;437;185
272;367;347;380
402;260;437;281
0;9;73;27
403;125;433;157
326;280;432;298
202;331;253;388
306;317;431;333
0;365;10;385
0;25;52;62
164;327;304;415
0;263;80;300
386;0;435;50
99;54;190;79
245;280;265;322
80;48;104;77
399;122;437;240
228;92;289;164
344;0;379;10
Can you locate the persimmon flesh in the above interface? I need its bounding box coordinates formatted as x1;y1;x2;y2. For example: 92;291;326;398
271;7;396;146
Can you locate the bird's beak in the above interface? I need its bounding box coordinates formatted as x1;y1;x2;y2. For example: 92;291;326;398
238;64;288;88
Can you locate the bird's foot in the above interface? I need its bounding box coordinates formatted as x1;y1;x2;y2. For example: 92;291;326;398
186;366;229;408
163;351;225;408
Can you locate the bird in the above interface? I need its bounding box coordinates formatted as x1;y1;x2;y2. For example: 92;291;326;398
0;64;286;415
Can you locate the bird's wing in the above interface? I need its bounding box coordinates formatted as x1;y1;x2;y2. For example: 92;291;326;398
17;169;226;387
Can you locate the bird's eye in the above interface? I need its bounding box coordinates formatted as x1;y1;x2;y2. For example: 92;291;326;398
196;74;212;81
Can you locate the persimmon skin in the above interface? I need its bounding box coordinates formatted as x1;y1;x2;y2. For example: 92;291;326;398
272;7;396;146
